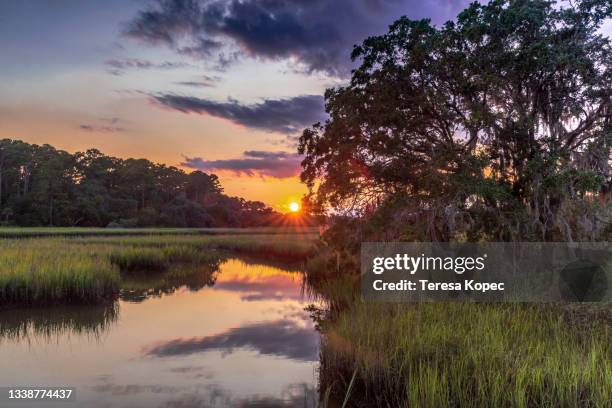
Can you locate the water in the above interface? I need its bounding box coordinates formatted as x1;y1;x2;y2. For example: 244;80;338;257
0;258;319;408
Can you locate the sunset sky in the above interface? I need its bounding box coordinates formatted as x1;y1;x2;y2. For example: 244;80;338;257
1;0;610;210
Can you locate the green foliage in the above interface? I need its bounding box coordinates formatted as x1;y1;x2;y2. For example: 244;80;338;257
0;140;300;228
299;0;611;242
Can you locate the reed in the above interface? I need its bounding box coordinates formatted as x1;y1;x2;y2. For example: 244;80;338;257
0;226;319;239
0;231;318;306
204;234;316;260
79;233;317;260
109;247;170;271
0;241;120;306
320;302;611;407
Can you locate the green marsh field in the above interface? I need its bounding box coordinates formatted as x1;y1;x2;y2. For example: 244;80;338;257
0;228;609;407
0;228;318;306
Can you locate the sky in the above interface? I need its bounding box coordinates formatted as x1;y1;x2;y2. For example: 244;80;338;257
1;0;609;210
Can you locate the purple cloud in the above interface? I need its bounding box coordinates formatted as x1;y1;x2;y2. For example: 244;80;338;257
174;74;220;88
181;150;302;178
124;0;471;76
154;94;326;134
79;117;125;133
143;319;318;361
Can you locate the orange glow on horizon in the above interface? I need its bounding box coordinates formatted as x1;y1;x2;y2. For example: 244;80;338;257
183;170;307;210
0;110;308;209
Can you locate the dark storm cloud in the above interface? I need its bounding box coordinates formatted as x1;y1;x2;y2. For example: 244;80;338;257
143;319;318;361
123;0;203;46
154;94;325;134
181;150;302;178
124;0;469;76
177;37;223;58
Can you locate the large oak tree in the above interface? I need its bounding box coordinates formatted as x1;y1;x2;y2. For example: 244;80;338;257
300;0;611;242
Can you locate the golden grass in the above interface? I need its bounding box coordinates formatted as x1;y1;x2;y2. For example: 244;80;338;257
0;232;318;306
0;240;120;306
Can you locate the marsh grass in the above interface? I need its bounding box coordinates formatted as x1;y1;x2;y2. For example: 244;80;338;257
109;247;170;271
305;253;612;407
120;261;221;302
81;234;316;260
0;226;319;239
206;234;316;260
320;302;611;407
0;241;120;306
0;231;317;306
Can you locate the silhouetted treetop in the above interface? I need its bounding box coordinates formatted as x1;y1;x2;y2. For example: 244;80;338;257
0;139;295;227
300;0;611;242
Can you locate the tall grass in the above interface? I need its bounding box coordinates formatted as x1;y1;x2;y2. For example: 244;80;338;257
0;226;319;239
304;252;612;407
109;247;170;271
0;241;120;306
0;231;317;306
203;234;316;260
81;234;317;260
320;302;611;407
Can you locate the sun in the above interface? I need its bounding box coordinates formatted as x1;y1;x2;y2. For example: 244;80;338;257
289;202;300;213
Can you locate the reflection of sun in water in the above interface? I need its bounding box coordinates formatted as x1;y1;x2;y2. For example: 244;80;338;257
289;202;300;213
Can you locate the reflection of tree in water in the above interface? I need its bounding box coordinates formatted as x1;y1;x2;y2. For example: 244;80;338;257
120;254;224;302
0;301;119;342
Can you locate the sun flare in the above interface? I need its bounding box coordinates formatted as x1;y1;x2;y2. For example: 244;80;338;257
289;202;300;213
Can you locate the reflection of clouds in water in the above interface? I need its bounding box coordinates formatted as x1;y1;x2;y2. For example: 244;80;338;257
4;259;319;408
168;366;214;380
241;292;286;301
91;382;317;408
214;259;307;302
214;276;302;302
168;366;207;374
161;383;317;408
281;308;312;322
91;380;317;408
92;383;181;396
144;319;318;361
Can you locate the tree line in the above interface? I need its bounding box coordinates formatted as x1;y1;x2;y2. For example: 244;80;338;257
0;139;296;227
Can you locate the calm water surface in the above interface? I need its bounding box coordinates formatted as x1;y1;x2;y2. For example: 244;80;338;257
0;258;319;408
